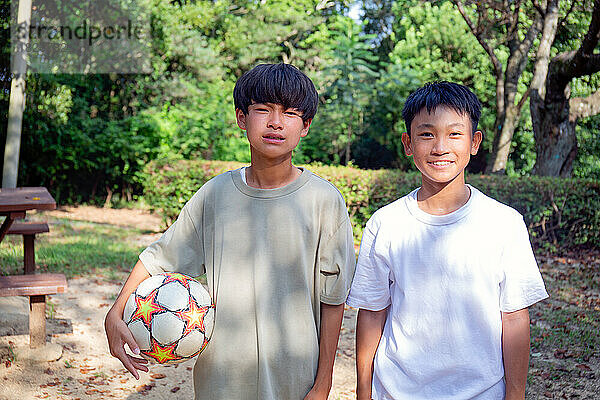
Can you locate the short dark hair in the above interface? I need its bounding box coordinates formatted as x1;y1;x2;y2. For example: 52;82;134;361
233;63;318;122
402;81;481;135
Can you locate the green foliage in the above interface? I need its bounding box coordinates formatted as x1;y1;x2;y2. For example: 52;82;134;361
364;62;420;170
141;158;246;226
506;109;536;177
303;15;381;165
573;114;600;181
1;0;599;204
388;1;500;152
143;160;600;249
16;74;166;203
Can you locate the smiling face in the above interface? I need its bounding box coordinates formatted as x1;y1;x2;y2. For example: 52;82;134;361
402;105;482;191
236;102;311;164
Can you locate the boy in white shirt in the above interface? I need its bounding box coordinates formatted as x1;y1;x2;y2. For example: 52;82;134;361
347;81;548;400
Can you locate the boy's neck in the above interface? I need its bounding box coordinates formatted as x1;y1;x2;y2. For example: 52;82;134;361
246;158;301;189
416;177;471;216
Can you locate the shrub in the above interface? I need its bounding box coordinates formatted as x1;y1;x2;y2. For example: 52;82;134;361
142;159;600;250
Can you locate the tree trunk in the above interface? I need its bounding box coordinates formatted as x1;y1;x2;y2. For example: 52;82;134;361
486;74;506;173
3;0;32;188
452;1;542;174
531;92;577;176
532;0;600;176
488;96;520;173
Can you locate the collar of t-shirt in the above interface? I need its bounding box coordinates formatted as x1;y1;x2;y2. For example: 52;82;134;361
239;166;305;188
240;166;248;185
405;184;478;226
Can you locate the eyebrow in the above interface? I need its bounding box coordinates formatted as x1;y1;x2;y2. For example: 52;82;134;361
415;122;466;130
415;123;435;130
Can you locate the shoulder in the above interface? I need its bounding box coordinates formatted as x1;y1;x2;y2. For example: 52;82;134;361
306;169;345;197
367;190;415;231
202;169;236;190
304;169;348;207
298;169;354;229
184;169;237;210
470;185;525;225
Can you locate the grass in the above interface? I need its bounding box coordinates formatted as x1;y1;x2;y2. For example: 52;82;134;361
527;254;600;394
529;257;600;361
0;216;145;278
46;299;56;319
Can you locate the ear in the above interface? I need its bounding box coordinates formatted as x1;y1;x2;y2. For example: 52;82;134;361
236;109;247;130
471;130;483;155
300;118;312;138
401;131;413;156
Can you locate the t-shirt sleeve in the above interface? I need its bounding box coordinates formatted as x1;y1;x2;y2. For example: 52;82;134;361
139;198;205;277
346;217;392;311
499;215;549;312
318;214;356;305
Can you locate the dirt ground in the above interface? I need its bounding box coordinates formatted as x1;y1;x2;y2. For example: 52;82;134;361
1;205;598;399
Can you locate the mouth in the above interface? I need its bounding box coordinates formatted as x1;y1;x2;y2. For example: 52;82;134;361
262;133;285;143
428;160;454;167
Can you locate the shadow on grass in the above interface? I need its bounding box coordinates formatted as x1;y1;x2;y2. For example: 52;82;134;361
0;217;147;278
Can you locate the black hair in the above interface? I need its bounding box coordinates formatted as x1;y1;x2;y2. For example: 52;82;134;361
402;81;481;135
233;63;318;122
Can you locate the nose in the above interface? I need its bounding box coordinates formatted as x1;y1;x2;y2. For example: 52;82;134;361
431;136;449;154
267;110;283;130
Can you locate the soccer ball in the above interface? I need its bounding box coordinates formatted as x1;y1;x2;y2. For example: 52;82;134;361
122;272;215;364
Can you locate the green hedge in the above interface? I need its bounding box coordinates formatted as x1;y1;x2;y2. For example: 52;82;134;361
142;159;600;250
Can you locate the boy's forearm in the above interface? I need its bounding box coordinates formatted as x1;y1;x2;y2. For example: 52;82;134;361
502;308;530;400
311;303;344;393
107;259;150;318
356;308;387;400
104;259;152;379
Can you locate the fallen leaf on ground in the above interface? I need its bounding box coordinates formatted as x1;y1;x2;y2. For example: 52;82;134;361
576;364;591;371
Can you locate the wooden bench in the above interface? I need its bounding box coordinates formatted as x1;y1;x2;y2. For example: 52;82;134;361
7;222;49;274
0;273;67;348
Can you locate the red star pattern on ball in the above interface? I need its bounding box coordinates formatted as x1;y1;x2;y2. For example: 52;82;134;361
162;272;190;288
143;340;181;363
178;300;211;336
131;290;163;325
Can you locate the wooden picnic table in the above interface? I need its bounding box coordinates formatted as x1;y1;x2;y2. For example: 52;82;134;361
0;187;56;243
0;187;64;352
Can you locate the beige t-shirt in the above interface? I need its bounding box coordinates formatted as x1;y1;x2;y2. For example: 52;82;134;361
139;168;356;400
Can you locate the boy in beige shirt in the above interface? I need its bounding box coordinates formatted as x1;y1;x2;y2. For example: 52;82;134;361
105;63;356;400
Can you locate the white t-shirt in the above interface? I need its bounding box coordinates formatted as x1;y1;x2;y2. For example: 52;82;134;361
346;185;548;400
